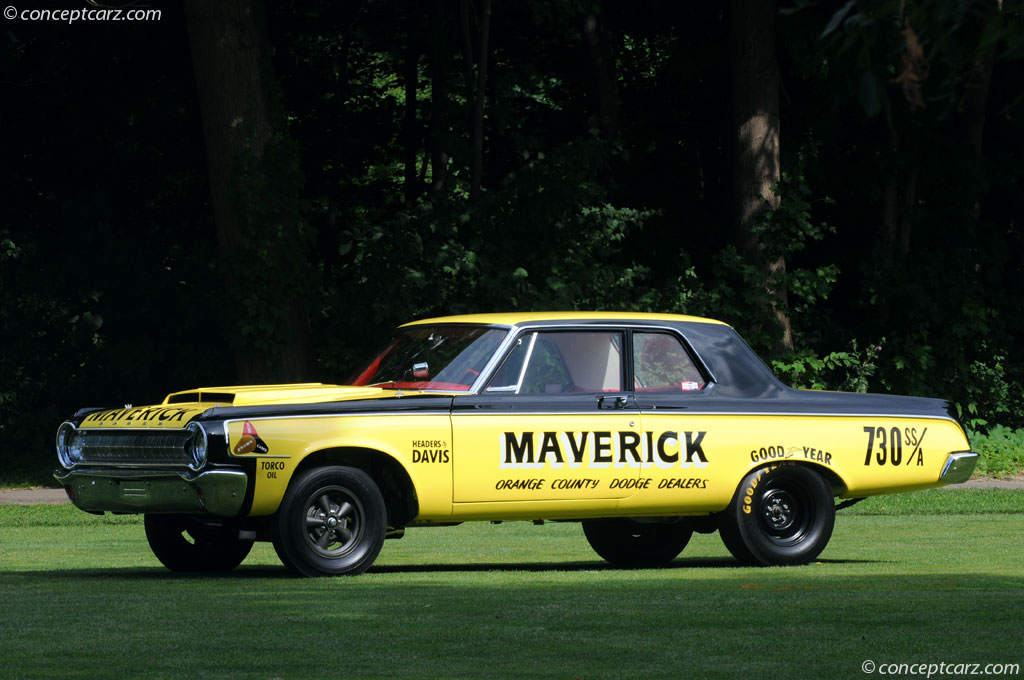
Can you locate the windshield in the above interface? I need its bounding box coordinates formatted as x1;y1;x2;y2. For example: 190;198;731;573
349;325;508;391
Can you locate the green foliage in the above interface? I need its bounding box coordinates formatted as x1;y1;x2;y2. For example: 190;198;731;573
685;137;841;355
758;140;836;264
758;139;839;334
316;134;660;373
969;425;1024;478
0;229;105;463
955;349;1023;430
223;125;317;377
772;339;884;392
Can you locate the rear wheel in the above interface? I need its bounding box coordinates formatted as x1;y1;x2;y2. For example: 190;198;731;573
582;519;692;567
144;514;253;572
718;464;835;566
272;466;386;577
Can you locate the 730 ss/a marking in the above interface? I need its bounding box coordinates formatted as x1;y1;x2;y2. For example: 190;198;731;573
863;426;926;466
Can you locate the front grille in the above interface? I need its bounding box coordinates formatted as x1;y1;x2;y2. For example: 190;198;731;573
73;429;194;467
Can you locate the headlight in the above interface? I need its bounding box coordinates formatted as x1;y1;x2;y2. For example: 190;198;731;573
56;421;83;469
185;422;208;471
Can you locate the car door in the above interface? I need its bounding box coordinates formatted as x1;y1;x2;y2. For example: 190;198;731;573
451;328;642;505
631;329;720;510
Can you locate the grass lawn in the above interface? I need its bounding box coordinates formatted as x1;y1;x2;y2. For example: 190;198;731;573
1;491;1021;680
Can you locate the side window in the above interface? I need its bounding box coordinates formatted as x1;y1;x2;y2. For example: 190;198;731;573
520;338;572;393
633;331;705;392
486;331;624;394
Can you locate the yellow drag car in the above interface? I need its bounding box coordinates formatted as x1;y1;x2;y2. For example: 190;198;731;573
54;312;979;576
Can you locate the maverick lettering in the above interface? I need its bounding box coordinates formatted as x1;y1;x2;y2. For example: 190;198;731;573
83;406;192;424
500;431;709;469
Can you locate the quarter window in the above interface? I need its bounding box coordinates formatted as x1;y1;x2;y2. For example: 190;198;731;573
633;331;705;392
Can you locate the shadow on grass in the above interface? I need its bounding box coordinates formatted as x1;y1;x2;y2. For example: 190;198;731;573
0;555;879;580
2;568;1021;680
369;555;878;574
0;565;294;580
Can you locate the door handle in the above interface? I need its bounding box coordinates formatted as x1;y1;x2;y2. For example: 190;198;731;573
598;395;628;410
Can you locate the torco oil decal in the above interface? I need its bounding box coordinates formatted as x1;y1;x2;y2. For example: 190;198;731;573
233;420;269;454
500;430;709;469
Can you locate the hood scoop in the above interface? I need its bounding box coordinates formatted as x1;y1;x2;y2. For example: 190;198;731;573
167;391;236;405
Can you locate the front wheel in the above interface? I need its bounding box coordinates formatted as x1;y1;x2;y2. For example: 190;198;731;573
718;464;835;566
272;466;386;577
582;519;692;567
144;514;253;572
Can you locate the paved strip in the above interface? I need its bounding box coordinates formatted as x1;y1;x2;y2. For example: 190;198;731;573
943;475;1024;490
0;488;69;505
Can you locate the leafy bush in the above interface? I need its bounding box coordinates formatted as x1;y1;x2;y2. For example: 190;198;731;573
969;425;1024;478
771;339;883;393
952;349;1024;430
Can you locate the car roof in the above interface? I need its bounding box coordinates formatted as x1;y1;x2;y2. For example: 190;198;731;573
401;311;729;328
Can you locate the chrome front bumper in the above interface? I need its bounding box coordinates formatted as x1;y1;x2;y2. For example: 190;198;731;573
939;452;980;485
53;467;248;517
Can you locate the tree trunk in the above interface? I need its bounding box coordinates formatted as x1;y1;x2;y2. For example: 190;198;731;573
470;0;492;202
899;166;917;256
460;0;477;100
184;0;314;383
881;130;900;270
963;47;994;161
884;2;996;265
403;15;420;205
960;2;997;223
729;0;792;353
429;0;449;201
583;3;620;139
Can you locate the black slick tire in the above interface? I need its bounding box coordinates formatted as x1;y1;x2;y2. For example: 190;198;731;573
582;519;692;567
718;464;835;566
144;514;253;572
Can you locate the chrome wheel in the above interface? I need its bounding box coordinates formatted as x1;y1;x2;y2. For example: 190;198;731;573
273;466;386;577
303;487;365;558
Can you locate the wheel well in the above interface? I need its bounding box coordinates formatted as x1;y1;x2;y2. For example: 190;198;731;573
739;461;848;498
805;463;847;497
292;448;419;528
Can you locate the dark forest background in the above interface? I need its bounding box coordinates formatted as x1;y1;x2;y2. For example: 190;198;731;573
2;0;1022;479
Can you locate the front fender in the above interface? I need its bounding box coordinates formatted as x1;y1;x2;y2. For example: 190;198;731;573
221;413;452;517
